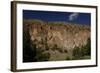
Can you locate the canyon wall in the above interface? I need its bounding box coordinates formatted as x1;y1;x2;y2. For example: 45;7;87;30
23;20;91;61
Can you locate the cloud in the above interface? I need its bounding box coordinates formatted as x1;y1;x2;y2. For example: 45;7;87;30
69;13;79;21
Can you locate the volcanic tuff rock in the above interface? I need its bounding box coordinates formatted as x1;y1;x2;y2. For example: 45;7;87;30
23;19;90;61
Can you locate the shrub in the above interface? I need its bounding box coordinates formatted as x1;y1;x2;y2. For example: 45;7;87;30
72;47;82;59
29;42;50;62
35;52;50;61
72;38;91;60
66;56;72;60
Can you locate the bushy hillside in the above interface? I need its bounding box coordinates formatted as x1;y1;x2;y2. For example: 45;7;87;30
23;19;91;62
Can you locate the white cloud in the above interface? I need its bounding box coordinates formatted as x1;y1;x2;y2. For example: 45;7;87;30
69;13;79;21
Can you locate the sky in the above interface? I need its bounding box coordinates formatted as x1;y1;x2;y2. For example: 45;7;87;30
23;10;91;25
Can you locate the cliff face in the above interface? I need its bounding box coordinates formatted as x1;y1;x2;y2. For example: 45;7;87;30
23;19;91;61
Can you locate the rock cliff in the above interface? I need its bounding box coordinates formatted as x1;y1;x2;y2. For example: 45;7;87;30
23;19;91;61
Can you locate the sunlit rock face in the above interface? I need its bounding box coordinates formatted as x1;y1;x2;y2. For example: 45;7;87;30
23;20;90;61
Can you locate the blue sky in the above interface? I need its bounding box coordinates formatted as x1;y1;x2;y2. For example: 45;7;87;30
23;10;91;25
